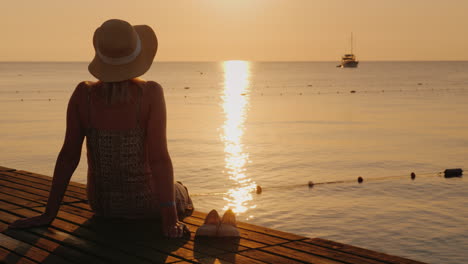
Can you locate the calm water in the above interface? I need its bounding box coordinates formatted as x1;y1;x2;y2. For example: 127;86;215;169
1;61;468;263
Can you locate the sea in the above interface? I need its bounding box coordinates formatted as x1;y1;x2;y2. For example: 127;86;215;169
1;61;468;264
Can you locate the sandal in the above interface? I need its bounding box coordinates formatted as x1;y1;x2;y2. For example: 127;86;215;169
195;209;220;237
217;209;240;237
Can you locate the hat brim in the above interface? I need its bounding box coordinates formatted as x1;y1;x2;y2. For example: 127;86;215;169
88;25;158;82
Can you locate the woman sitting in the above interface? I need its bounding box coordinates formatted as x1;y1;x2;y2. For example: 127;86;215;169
10;19;193;238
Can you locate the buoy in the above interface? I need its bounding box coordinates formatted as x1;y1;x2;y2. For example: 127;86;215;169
308;181;314;188
357;177;363;183
444;168;463;178
411;172;416;180
184;87;190;89
256;185;262;194
350;90;356;93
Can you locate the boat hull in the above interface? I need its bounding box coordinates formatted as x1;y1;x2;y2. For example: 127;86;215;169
340;61;359;68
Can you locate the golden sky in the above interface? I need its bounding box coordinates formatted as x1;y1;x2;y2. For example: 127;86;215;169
2;0;467;61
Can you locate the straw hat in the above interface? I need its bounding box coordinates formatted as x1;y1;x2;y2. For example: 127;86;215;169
88;19;158;82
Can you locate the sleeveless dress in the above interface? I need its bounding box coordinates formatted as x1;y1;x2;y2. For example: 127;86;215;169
84;84;193;219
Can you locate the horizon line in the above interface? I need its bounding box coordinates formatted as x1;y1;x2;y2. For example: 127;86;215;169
1;60;468;63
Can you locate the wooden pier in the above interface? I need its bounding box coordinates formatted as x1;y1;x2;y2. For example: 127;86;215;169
0;165;426;264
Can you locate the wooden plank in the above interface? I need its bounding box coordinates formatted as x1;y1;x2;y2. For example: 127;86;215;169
235;222;305;241
0;246;38;264
64;202;92;211
0;192;43;209
0;166;16;172
0;178;78;203
0;185;48;205
14;170;86;190
239;249;306;264
0;233;74;264
305;238;428;264
185;238;246;255
282;241;387;264
59;205;94;219
194;237;252;252
198;253;269;264
216;253;270;264
262;245;349;264
194;233;266;252
0;200;23;211
2;171;86;196
0;172;87;201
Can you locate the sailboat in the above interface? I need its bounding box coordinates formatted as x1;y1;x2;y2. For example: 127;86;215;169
338;33;359;68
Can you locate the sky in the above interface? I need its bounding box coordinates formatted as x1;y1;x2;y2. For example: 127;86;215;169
1;0;468;61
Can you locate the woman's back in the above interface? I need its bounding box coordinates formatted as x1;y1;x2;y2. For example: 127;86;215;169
74;80;150;130
81;80;159;218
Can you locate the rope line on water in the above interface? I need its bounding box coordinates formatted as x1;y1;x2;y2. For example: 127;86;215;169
190;169;463;197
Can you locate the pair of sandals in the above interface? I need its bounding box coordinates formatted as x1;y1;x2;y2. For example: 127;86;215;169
195;209;240;237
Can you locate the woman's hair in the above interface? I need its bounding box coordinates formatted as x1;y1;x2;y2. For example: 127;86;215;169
100;80;133;105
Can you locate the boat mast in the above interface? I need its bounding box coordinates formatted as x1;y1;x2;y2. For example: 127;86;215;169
350;32;353;54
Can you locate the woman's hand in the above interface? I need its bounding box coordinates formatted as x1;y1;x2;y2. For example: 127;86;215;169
9;213;55;229
162;221;190;238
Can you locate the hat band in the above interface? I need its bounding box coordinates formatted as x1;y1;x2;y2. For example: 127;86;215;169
96;35;142;65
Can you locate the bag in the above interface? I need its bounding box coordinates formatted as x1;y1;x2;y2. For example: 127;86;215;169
174;181;194;220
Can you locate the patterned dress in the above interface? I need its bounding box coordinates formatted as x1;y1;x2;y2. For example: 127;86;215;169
85;85;161;218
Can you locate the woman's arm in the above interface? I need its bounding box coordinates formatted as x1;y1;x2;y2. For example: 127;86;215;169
9;83;85;228
146;81;188;238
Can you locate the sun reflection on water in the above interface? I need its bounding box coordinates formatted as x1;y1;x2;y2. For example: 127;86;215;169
221;60;257;216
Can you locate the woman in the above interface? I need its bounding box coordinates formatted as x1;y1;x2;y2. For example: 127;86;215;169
9;19;193;238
